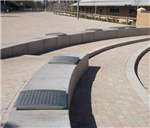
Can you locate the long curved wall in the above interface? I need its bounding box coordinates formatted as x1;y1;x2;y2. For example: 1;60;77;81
1;27;150;59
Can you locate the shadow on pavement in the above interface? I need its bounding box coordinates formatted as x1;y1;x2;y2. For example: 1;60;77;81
2;122;19;128
70;66;100;128
1;16;19;17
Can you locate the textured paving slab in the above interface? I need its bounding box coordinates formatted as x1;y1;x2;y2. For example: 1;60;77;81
14;90;67;110
1;36;149;127
48;56;79;65
137;51;150;94
1;12;129;43
70;42;149;128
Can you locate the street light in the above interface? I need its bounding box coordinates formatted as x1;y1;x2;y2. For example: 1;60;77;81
77;0;79;19
44;0;47;12
45;1;46;12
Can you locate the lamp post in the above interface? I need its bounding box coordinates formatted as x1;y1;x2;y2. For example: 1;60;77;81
77;0;79;19
45;0;46;12
94;0;99;14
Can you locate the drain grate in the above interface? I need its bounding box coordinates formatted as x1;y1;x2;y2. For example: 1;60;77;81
14;90;67;110
48;56;79;65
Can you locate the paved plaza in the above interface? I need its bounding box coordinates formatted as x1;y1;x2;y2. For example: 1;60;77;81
1;12;128;43
137;51;150;94
0;12;150;128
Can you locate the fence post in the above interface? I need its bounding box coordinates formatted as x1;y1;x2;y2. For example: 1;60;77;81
126;18;129;25
107;17;108;22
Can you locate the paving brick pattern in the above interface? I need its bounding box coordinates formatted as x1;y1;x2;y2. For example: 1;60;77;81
1;36;149;128
1;12;128;43
70;42;150;128
1;12;149;128
137;51;150;94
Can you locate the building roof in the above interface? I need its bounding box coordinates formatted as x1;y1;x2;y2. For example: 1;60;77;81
71;0;150;7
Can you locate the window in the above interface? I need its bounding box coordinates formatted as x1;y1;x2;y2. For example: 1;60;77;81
110;8;119;16
99;8;102;14
90;8;91;13
87;8;88;13
129;9;137;17
82;7;84;12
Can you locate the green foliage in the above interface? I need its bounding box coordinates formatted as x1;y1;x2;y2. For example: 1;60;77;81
87;16;92;19
36;1;42;8
6;1;21;10
81;14;85;18
24;4;31;9
128;21;132;25
108;19;116;23
94;17;99;20
122;22;127;24
101;18;107;22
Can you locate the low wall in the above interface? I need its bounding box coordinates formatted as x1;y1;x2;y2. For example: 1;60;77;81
1;27;150;59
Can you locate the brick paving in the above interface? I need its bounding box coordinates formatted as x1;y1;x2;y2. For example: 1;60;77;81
137;51;150;94
1;36;149;128
1;12;128;43
70;41;150;128
1;12;150;128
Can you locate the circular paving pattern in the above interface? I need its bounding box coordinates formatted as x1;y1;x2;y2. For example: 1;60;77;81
70;42;149;128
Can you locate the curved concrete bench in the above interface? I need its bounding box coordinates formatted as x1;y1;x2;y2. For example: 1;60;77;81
1;27;150;59
126;45;150;109
4;52;89;128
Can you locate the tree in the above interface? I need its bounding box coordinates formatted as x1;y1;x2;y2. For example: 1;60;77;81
49;0;57;10
133;0;145;9
36;1;43;8
91;0;99;14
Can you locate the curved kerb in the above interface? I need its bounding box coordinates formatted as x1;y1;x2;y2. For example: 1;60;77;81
126;45;150;109
88;37;150;58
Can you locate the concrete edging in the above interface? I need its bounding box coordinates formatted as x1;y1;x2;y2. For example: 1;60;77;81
126;45;150;109
88;37;150;58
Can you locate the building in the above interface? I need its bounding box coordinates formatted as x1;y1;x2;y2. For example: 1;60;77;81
71;0;150;17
